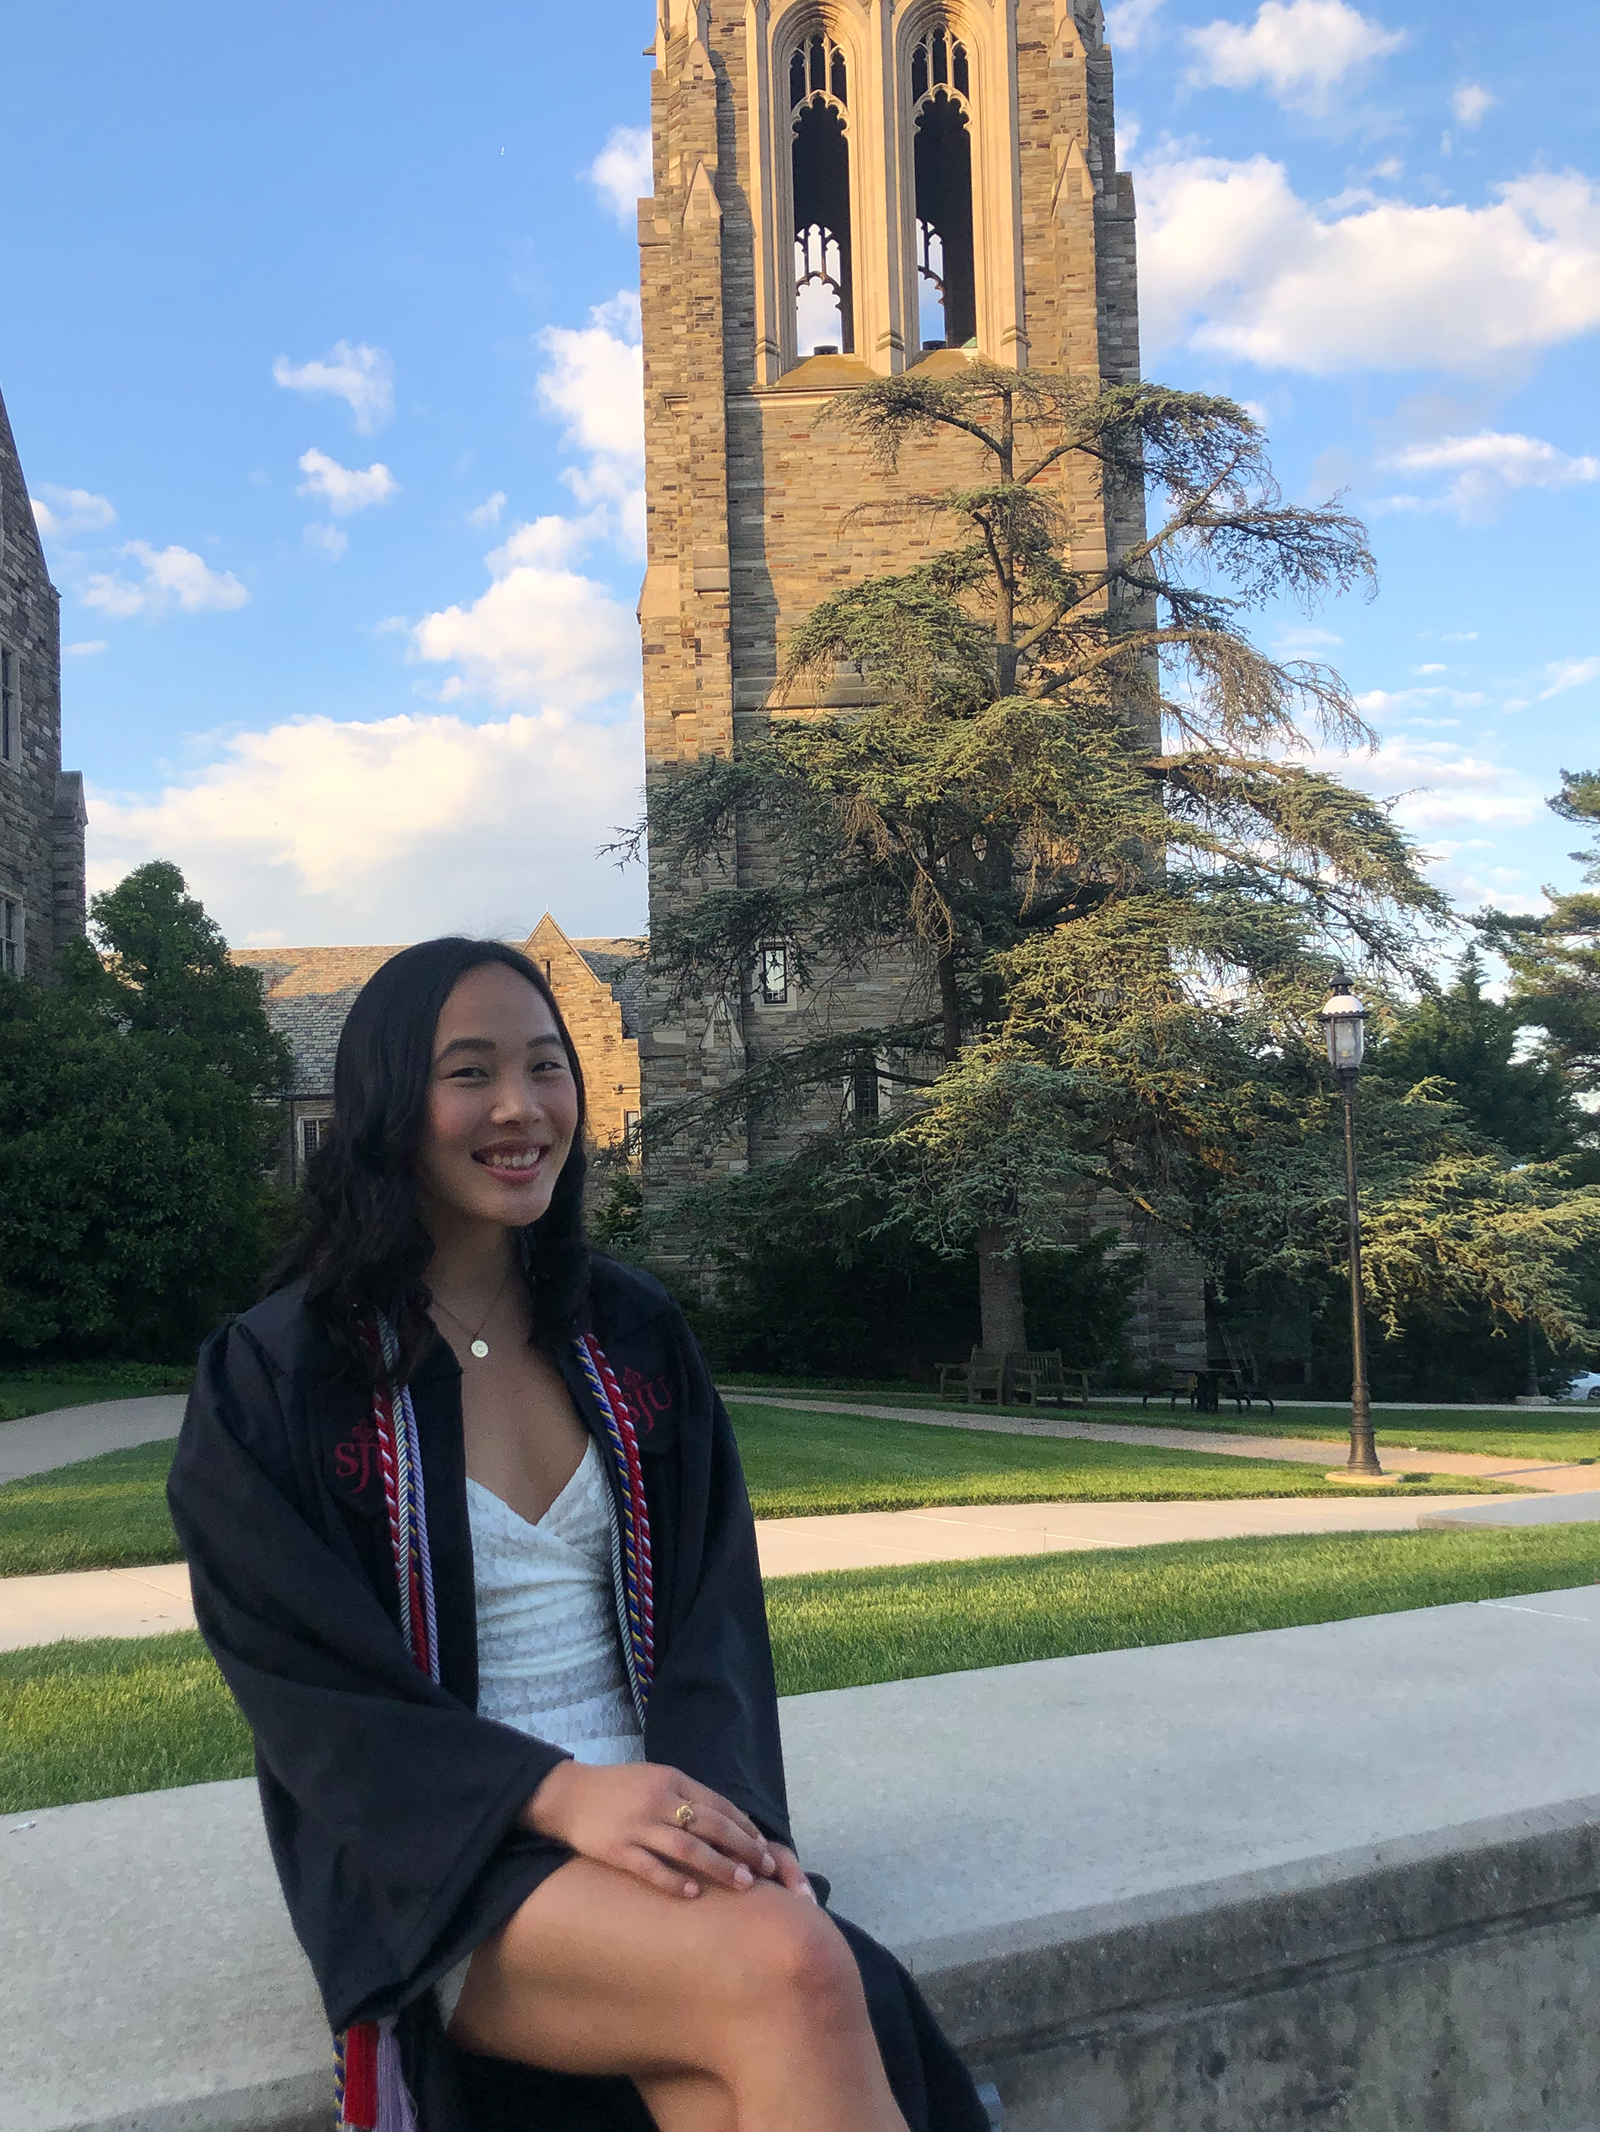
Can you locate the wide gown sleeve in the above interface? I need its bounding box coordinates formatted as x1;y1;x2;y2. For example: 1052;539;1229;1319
168;1318;569;2027
639;1316;795;1854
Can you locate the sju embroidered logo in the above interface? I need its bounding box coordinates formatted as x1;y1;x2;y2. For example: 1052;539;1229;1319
621;1366;673;1436
332;1419;381;1496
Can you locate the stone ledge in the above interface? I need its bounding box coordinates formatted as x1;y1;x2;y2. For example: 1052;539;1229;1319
7;1586;1600;2132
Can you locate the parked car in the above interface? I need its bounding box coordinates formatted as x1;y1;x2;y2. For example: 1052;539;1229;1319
1559;1371;1600;1403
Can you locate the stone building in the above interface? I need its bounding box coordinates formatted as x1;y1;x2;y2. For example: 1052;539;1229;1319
233;918;642;1186
0;383;87;979
633;0;1202;1364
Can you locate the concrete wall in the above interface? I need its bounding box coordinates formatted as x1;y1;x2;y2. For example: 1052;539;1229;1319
7;1586;1600;2132
939;1805;1600;2131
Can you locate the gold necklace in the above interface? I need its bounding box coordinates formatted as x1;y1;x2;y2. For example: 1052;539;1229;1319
431;1265;514;1360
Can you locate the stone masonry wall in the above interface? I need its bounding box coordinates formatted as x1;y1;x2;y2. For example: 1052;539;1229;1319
637;2;1201;1361
0;383;85;979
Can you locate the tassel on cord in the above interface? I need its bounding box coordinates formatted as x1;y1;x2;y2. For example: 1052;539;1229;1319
338;2021;380;2130
376;2021;419;2132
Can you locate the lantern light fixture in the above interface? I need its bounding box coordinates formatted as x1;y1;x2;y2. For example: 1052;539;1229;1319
1320;975;1367;1078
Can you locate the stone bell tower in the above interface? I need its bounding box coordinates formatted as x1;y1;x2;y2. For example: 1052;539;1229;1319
633;1;1201;1362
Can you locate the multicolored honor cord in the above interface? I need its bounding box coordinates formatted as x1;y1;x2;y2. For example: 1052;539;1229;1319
576;1332;656;1718
334;1321;653;2131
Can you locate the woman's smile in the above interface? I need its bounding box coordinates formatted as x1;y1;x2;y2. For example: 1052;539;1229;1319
474;1141;550;1177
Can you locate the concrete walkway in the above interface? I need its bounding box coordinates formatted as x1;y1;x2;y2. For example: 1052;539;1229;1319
0;1396;187;1484
728;1390;1600;1492
0;1494;1515;1650
752;1491;1501;1576
0;1564;195;1650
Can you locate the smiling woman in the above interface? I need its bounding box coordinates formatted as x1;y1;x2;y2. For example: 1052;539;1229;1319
167;936;985;2132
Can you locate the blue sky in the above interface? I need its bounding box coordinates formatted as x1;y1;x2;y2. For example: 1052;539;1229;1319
2;0;1596;953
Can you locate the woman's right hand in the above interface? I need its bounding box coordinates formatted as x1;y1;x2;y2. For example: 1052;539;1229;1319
520;1760;780;1900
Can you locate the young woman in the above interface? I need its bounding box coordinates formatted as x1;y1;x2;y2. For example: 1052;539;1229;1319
169;937;988;2132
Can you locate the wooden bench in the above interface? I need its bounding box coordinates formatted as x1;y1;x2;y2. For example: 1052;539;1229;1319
1006;1349;1089;1408
937;1349;1006;1404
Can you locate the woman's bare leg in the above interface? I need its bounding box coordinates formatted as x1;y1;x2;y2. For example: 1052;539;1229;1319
632;2069;737;2132
447;1858;909;2132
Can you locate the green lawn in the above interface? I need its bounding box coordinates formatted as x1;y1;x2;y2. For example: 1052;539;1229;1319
1083;1400;1600;1464
0;1632;253;1813
724;1402;1520;1516
0;1440;183;1576
731;1385;1600;1466
0;1407;1525;1579
0;1364;192;1424
5;1523;1595;1814
768;1523;1600;1692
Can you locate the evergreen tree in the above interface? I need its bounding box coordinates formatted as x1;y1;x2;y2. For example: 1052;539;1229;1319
1368;947;1580;1162
642;371;1445;1348
1488;769;1600;1113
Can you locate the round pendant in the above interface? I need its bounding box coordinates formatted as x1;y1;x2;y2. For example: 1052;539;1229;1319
470;1338;490;1360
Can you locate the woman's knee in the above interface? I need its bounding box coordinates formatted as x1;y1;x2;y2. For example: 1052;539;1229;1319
713;1893;865;2033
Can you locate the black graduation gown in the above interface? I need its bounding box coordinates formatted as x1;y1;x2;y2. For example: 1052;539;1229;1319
168;1257;988;2132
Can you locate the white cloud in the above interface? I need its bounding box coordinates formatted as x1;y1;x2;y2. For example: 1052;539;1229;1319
1452;84;1494;128
1412;662;1447;675
30;485;117;541
536;293;646;553
469;491;507;528
82;542;250;618
1355;685;1486;719
1381;429;1600;520
1106;0;1166;51
587;126;653;224
87;710;645;944
296;447;399;515
1539;656;1600;699
304;523;348;560
65;640;108;657
410;513;639;711
1185;0;1403;110
1138;157;1600;372
1322;734;1547;834
272;341;395;433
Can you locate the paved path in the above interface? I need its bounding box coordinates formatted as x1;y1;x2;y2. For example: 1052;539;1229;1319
0;1494;1507;1651
752;1492;1499;1576
0;1397;187;1484
0;1564;195;1651
726;1391;1600;1492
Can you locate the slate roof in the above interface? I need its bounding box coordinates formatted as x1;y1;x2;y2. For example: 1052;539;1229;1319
232;934;646;1094
573;941;646;1039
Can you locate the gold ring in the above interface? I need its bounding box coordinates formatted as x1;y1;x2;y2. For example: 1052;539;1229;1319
674;1802;696;1830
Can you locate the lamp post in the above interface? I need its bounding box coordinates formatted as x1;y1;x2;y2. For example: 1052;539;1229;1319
1321;975;1382;1477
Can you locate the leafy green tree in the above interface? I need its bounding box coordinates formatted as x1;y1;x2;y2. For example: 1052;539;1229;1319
670;1152;1143;1382
643;370;1444;1348
0;864;291;1361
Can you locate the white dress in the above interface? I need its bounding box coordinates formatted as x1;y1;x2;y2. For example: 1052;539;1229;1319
467;1440;645;1767
437;1439;644;2027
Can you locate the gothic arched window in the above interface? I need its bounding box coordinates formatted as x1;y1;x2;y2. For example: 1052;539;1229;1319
909;23;975;352
790;30;853;356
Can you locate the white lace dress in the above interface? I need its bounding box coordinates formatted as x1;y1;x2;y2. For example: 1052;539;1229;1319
437;1439;644;2027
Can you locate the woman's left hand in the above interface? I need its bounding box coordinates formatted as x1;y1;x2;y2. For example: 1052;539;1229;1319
766;1842;818;1903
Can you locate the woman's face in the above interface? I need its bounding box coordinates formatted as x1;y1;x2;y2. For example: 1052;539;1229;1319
414;962;581;1235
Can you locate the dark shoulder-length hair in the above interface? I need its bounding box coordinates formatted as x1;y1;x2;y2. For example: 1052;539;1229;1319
270;936;590;1384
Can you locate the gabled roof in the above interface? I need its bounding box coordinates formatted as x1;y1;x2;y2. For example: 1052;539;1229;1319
232;927;647;1089
0;383;54;589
